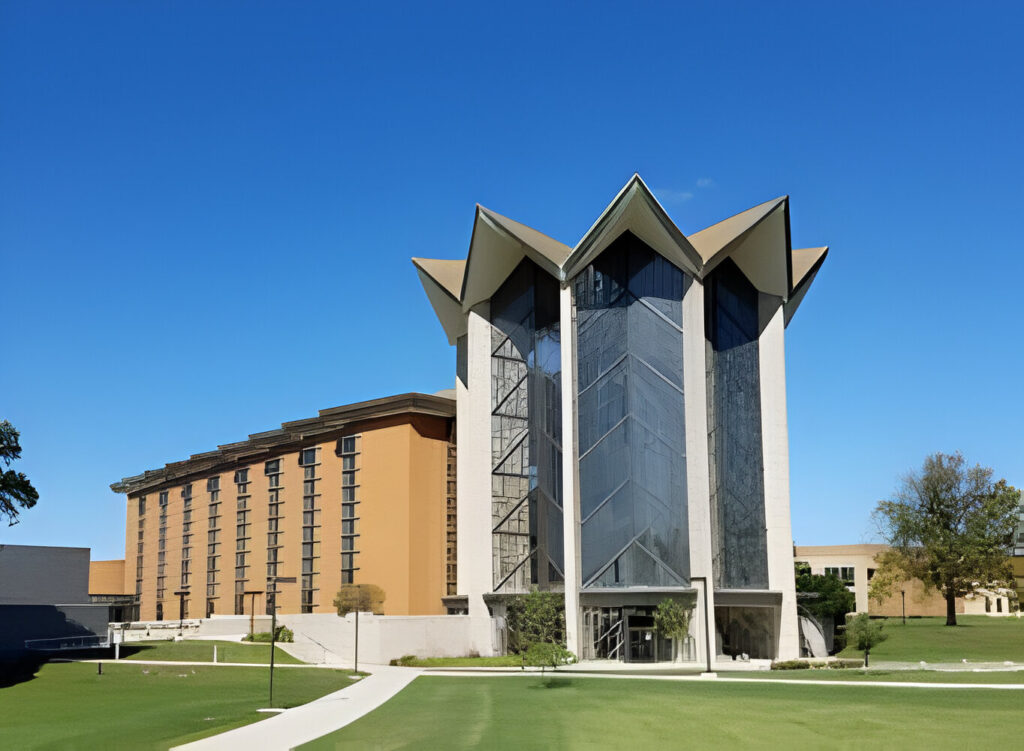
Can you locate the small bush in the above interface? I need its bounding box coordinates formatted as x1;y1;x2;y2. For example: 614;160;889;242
389;655;417;667
771;660;811;670
242;626;293;643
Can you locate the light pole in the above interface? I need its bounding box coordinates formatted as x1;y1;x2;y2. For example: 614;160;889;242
901;589;906;626
173;588;190;637
267;576;296;708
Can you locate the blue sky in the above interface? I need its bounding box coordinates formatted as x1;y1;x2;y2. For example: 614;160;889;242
2;2;1022;560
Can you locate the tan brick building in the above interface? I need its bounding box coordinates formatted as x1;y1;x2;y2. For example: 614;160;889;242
111;393;456;621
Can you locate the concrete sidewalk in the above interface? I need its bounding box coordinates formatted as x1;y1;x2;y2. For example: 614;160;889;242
171;665;420;751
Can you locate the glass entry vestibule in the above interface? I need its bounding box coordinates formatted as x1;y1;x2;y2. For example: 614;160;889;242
581;605;682;663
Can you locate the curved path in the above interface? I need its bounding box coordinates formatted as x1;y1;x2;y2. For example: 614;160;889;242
170;665;420;751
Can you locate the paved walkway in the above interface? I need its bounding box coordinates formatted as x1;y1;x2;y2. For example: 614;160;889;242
170;665;420;751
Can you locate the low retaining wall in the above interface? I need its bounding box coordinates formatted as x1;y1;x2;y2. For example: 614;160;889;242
279;613;500;664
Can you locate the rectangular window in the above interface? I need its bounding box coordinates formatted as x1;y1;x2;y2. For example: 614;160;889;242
208;543;219;555
342;472;356;487
300;448;318;466
268;518;279;532
267;563;278;577
265;459;281;475
342;487;355;502
303;496;315;510
342;455;356;470
341;436;356;454
342;520;355;535
342;537;355;552
304;465;316;480
341;553;354;569
267;533;278;547
237;498;248;511
342;504;355;519
138;496;146;515
303;527;314;542
341;570;353;584
303;480;316;496
302;558;313;574
303;511;315;526
209;516;218;530
159;491;169;506
302;542;314;557
234;469;249;484
207;477;220;492
269;473;281;488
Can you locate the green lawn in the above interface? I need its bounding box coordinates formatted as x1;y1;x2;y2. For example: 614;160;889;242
301;675;1022;750
723;669;1024;683
122;639;303;664
0;661;354;750
396;655;524;668
837;615;1024;663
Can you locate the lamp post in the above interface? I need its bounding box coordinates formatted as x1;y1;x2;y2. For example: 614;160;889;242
901;589;906;626
267;576;296;708
244;589;263;639
173;588;190;637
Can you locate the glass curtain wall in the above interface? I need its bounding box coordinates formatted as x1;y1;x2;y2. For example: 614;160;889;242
705;258;768;589
490;258;563;592
574;232;690;588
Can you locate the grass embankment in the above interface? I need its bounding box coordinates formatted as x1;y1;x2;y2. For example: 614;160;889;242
394;655;523;668
0;661;353;749
122;639;302;664
301;675;1021;749
836;615;1024;663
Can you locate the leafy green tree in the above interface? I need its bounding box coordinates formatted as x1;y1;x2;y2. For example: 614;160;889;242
505;590;565;653
333;583;386;615
871;452;1020;626
653;598;693;662
1;420;38;526
523;642;576;676
846;613;887;666
795;561;856;625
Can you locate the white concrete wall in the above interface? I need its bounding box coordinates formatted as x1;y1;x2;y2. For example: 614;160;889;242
281;613;498;665
682;280;717;668
759;304;799;660
560;284;581;656
456;303;496;655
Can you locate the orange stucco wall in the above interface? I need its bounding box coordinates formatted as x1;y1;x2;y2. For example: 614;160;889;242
124;412;452;620
89;559;128;595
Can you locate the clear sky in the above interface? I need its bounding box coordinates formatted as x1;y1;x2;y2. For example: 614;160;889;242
2;2;1022;561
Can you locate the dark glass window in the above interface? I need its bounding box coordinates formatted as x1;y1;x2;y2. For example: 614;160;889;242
138;496;146;515
574;233;690;588
341;436;356;454
234;469;249;484
207;477;220;492
489;258;563;592
300;448;318;466
265;459;281;475
705;259;768;589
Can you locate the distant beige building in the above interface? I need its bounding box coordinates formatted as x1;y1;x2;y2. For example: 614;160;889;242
795;544;1016;617
795;544;956;617
110;393;456;621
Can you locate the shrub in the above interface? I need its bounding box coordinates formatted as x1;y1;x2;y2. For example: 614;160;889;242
242;626;293;643
771;660;811;670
